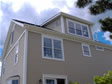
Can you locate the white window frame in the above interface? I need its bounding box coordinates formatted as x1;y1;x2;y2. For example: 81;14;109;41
14;54;18;65
42;35;64;61
43;74;68;84
82;43;91;57
14;43;19;65
7;77;19;84
66;19;91;39
96;46;104;51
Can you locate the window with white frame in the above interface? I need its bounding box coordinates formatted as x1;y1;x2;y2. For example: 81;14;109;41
7;77;19;84
43;74;67;84
14;44;19;65
82;44;91;57
67;20;90;38
42;36;64;60
96;46;104;51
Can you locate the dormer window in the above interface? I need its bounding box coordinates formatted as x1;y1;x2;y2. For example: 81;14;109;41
67;19;90;38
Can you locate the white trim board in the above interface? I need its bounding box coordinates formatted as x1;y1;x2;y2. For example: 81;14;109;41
12;20;24;27
23;29;28;84
61;16;65;33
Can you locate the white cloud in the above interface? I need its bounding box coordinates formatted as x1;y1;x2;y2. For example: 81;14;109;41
60;6;69;13
103;32;112;43
27;0;54;14
65;0;76;7
0;9;3;22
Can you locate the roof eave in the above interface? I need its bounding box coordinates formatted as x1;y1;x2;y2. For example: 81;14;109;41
1;20;24;61
41;12;94;26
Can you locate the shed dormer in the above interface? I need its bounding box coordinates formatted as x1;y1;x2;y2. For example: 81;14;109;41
41;12;94;40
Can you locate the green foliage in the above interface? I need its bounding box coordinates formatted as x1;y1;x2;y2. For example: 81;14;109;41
76;0;112;38
100;18;112;32
70;71;112;84
94;70;112;84
89;0;112;15
76;0;92;8
99;17;112;32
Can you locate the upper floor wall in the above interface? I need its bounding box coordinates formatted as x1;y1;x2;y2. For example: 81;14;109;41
1;32;25;84
4;21;25;57
43;12;94;40
26;31;112;84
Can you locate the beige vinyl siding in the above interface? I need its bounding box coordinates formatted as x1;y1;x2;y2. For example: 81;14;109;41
44;17;62;33
6;23;25;54
27;31;112;84
1;34;25;84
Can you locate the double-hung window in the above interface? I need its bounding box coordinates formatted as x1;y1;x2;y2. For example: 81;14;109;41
82;44;91;57
67;20;90;38
76;23;82;35
43;36;64;60
68;21;75;34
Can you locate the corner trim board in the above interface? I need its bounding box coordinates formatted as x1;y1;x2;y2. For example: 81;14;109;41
23;29;28;84
61;16;65;33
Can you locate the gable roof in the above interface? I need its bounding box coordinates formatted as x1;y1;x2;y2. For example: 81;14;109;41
41;12;94;26
1;19;57;61
1;13;111;61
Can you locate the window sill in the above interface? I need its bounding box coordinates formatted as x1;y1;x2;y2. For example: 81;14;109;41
42;56;65;61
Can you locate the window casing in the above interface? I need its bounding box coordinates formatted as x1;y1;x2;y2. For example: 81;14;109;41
7;77;19;84
43;74;67;84
42;35;64;61
67;19;90;38
14;43;19;65
96;46;104;51
82;44;91;57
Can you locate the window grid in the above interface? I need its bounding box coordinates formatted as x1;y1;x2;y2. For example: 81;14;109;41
68;20;90;38
82;44;91;57
43;36;64;61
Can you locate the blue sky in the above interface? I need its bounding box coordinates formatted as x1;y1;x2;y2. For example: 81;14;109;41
0;48;2;58
93;31;112;45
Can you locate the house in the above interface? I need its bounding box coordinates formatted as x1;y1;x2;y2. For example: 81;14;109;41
1;12;112;84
